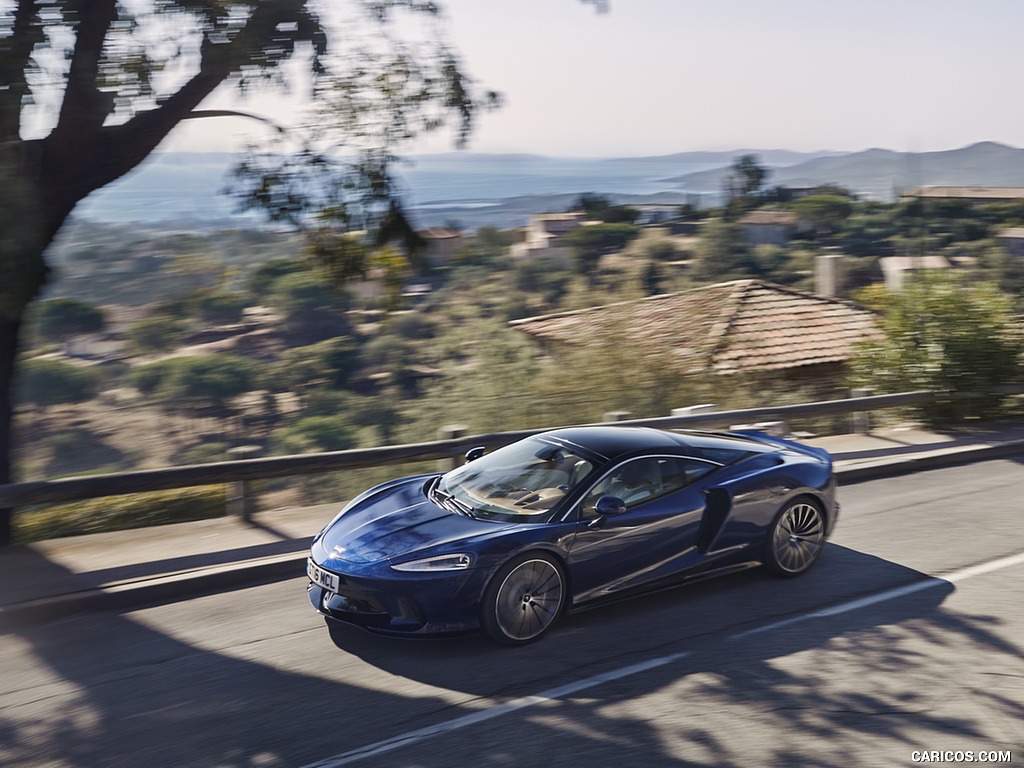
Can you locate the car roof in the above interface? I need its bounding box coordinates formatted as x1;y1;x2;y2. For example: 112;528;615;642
539;426;772;462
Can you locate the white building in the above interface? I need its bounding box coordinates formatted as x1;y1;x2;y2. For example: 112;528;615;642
509;212;585;263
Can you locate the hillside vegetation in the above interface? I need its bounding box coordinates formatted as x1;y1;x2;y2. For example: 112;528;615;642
14;181;1024;534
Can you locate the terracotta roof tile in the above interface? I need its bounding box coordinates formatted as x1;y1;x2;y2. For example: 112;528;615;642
738;211;799;226
510;279;879;374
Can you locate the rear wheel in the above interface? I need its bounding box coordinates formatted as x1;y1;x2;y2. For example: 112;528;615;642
764;499;825;577
481;553;566;646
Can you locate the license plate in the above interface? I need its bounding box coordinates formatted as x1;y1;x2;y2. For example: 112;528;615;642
307;558;339;593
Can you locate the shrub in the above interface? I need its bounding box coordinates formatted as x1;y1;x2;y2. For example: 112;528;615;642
15;358;101;407
49;429;99;464
272;415;357;454
175;441;232;465
126;315;184;354
191;290;248;325
15;487;226;543
849;274;1024;425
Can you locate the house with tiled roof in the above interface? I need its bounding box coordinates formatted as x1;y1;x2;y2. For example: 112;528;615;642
417;227;464;267
509;212;585;263
998;227;1024;258
737;210;802;246
509;279;879;386
901;186;1024;203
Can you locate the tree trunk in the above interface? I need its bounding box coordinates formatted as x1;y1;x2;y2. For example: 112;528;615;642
1;141;51;547
0;314;22;546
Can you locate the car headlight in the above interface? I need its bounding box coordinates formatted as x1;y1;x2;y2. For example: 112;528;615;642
390;553;474;572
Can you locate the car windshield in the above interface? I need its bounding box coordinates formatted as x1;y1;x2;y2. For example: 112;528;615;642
436;438;595;523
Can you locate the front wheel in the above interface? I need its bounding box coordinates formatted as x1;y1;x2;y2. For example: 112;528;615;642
481;553;566;646
763;499;826;577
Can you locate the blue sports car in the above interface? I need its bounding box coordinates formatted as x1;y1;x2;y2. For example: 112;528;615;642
307;426;838;645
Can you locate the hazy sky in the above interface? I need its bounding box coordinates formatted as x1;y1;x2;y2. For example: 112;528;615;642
165;0;1024;158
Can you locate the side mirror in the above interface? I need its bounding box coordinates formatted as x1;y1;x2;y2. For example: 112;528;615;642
587;495;628;530
594;495;627;517
464;446;487;462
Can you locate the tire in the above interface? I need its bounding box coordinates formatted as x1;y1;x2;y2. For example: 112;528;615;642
480;553;566;646
763;498;826;577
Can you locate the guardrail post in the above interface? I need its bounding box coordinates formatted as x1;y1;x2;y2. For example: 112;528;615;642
731;420;790;437
226;445;263;522
437;424;467;472
603;410;631;422
850;388;874;434
671;404;717;419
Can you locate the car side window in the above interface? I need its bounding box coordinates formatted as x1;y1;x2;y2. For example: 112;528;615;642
580;457;717;518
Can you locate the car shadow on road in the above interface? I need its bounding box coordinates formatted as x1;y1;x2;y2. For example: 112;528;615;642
325;542;1024;765
0;546;464;768
1;543;1021;768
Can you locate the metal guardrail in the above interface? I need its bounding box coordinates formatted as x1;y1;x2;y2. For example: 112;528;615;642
0;390;944;510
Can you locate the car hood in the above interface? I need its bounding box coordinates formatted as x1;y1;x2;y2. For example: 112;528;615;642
318;476;511;564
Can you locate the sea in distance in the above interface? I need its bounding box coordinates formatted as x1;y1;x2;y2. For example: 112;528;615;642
72;152;724;228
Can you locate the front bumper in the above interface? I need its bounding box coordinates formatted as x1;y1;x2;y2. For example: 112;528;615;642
306;559;487;637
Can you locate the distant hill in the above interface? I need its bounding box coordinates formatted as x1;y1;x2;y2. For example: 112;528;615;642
606;149;843;167
73;142;1024;229
666;142;1024;200
410;151;550;163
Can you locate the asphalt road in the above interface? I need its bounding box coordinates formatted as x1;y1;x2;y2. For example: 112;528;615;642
2;460;1023;768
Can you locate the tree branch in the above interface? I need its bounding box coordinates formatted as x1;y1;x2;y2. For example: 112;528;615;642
67;1;323;201
38;1;323;222
0;0;43;141
50;0;119;147
182;109;285;133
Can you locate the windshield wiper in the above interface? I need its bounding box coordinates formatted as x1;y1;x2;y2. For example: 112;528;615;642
430;480;477;519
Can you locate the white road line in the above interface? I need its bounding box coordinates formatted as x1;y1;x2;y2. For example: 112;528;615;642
943;550;1024;582
301;549;1024;768
736;550;1024;638
300;651;691;768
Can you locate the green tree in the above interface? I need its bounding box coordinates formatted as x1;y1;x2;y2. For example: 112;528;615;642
15;358;100;408
641;261;665;296
387;312;439;341
130;359;177;396
33;298;106;350
693;221;758;281
722;154;769;215
264;337;361;396
733;154;770;197
791;194;854;240
599;205;640;224
456;226;515;266
0;0;501;544
126;315;184;356
570;195;639;224
295;388;403;444
191;290;249;326
155;355;256;424
370;246;412;311
839;208;898;257
849;274;1024;425
645;240;683;262
303;231;371;290
562;222;640;283
571;193;613;219
273;415;356;454
248;258;311;301
269;272;351;343
350;396;405;444
363;334;423;395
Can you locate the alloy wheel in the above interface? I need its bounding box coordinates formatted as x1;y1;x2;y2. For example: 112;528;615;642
771;502;825;574
492;558;565;642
